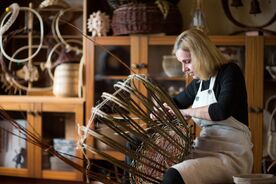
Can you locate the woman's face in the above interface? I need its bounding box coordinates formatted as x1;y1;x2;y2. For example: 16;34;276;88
175;49;198;79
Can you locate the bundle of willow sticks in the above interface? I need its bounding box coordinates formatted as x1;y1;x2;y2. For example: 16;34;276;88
78;74;193;183
0;74;193;184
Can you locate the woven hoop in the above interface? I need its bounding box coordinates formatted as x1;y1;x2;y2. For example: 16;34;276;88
111;3;182;35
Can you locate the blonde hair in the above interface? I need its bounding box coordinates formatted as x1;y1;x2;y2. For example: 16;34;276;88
173;29;228;80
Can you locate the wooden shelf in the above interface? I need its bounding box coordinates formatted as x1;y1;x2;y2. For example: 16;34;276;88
0;96;84;104
265;79;276;83
152;76;186;81
95;75;127;80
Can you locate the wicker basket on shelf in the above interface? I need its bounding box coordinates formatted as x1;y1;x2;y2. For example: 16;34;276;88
111;2;182;35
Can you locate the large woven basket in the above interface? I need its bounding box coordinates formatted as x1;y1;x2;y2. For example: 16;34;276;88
111;3;182;35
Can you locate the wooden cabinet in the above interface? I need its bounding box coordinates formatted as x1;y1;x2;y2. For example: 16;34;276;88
0;1;85;182
0;96;84;181
84;34;276;174
82;0;276;174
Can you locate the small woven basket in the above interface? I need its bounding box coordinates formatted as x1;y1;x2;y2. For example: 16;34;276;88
111;3;182;35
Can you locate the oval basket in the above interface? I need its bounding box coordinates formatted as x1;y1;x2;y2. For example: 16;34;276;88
111;2;182;35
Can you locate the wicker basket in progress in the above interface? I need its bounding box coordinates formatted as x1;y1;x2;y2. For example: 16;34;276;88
111;3;182;35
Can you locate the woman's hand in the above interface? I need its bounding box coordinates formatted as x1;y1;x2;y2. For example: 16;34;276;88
180;109;192;120
180;106;211;120
163;103;175;116
150;103;175;120
164;103;192;120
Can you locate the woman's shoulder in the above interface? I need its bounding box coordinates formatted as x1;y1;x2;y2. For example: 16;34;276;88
219;62;243;76
221;62;241;71
217;62;245;83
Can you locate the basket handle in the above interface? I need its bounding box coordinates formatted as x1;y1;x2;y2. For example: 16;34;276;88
269;107;276;132
265;94;276;111
267;160;276;172
78;56;85;98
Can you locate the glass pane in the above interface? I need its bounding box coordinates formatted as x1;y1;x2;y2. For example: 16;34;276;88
218;46;245;74
94;45;131;113
263;44;276;174
149;45;246;77
264;45;276;111
155;80;185;98
0;111;27;168
94;79;131;114
94;120;128;151
148;45;176;78
264;45;276;80
95;46;130;76
149;45;186;97
42;112;76;171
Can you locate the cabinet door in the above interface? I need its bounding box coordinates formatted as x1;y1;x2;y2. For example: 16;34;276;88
0;103;33;177
263;36;276;173
85;37;131;119
85;37;131;165
147;36;186;98
37;102;83;181
0;97;84;181
264;37;276;101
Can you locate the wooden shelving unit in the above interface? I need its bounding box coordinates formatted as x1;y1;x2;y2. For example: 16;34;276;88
0;0;84;182
0;96;84;181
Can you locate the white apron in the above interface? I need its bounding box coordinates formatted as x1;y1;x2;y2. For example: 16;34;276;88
172;76;253;184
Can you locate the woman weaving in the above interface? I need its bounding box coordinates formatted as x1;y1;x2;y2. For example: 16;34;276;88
161;29;253;184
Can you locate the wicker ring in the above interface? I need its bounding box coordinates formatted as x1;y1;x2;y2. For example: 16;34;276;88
0;4;44;63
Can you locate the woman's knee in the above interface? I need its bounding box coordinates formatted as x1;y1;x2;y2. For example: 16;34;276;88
162;168;185;184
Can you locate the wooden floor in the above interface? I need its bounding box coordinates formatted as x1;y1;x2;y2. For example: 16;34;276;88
0;176;86;184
